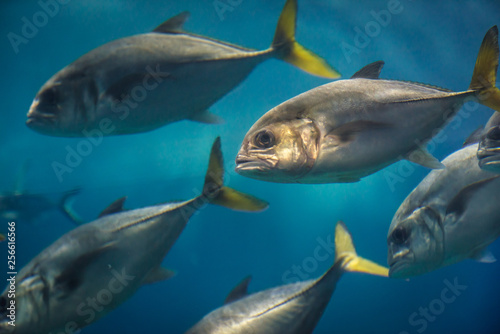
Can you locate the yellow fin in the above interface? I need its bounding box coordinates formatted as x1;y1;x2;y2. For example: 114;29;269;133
211;187;268;212
202;137;268;212
271;0;340;79
334;221;389;277
469;26;500;112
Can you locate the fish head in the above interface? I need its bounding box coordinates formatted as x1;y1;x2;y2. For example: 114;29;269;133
235;118;319;182
477;125;500;173
26;69;98;137
387;206;444;279
0;271;50;333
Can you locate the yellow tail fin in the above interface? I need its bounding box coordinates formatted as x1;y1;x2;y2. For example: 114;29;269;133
469;26;500;112
271;0;340;79
334;221;388;277
203;137;269;212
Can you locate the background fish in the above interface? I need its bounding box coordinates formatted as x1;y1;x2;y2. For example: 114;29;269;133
0;162;81;224
0;137;267;334
185;222;387;334
387;144;500;279
235;26;500;183
25;0;339;137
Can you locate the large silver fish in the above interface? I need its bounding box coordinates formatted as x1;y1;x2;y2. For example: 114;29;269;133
0;138;267;334
26;0;339;137
235;26;500;183
387;143;500;279
185;221;388;334
477;112;500;173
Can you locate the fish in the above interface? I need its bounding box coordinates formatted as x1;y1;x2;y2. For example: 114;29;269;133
0;163;82;224
387;143;500;279
477;112;500;173
235;26;500;184
0;137;268;334
185;221;388;334
25;0;339;137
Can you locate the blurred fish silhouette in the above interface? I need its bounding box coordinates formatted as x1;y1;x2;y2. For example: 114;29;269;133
236;26;500;183
26;0;339;137
0;162;81;224
0;137;267;334
186;221;387;334
387;141;500;279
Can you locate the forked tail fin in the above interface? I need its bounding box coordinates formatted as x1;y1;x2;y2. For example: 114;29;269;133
59;188;84;225
469;26;500;112
271;0;340;79
202;137;268;212
334;221;388;277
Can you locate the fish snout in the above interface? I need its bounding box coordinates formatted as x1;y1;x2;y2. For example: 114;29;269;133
235;152;278;174
478;127;500;172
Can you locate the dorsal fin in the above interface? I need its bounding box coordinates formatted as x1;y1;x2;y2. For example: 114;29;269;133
351;61;385;79
463;125;485;147
153;12;190;34
224;276;252;305
98;197;127;218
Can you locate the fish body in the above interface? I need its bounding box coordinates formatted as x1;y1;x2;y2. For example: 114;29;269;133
0;138;267;334
478;112;500;173
235;27;500;183
387;144;500;278
186;222;388;334
26;0;338;137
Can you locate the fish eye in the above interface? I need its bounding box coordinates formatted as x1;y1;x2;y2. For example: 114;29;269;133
392;226;409;244
254;130;275;149
41;88;59;106
486;126;500;141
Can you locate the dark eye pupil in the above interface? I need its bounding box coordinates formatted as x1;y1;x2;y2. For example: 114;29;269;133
486;126;500;141
393;226;408;244
255;130;275;148
43;89;57;105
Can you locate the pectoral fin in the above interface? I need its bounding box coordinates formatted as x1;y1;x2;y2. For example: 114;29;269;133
406;147;445;169
224;276;252;304
55;243;116;299
472;248;497;263
325;120;392;142
446;176;500;216
142;267;176;285
188;110;224;124
104;72;170;102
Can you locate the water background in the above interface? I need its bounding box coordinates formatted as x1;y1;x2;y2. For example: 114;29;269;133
1;0;500;333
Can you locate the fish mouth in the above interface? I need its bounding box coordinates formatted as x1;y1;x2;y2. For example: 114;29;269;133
388;248;413;278
477;145;500;171
235;154;278;173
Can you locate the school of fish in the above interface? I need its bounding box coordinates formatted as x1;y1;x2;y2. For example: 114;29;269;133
0;0;499;333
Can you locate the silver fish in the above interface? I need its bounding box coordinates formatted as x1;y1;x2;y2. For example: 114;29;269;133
387;143;500;279
185;221;387;334
26;0;339;137
235;26;500;183
0;137;268;334
477;112;500;173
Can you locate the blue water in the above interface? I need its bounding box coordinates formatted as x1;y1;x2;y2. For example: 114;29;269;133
1;0;500;333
